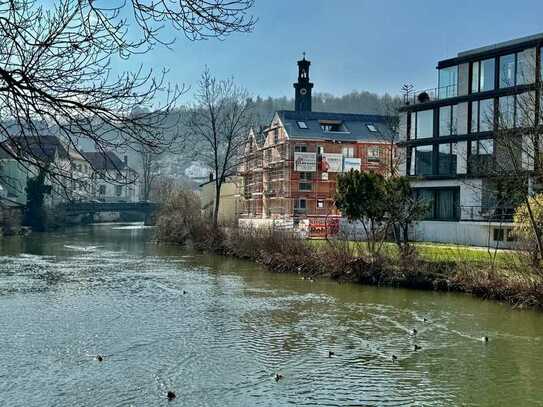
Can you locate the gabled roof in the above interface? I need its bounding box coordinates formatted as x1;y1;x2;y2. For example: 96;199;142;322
82;151;126;171
275;110;397;143
0;135;69;162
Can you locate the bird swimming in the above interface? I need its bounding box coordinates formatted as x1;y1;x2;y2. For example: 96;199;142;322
274;373;284;382
392;354;398;362
96;355;103;362
482;336;489;343
411;328;418;335
167;391;176;401
414;344;422;351
328;351;335;358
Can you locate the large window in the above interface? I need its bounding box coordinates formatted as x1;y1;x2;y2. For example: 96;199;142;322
415;188;460;221
413;109;434;139
471;98;494;133
438;143;457;176
294;144;307;152
499;53;516;88
439;105;458;136
438;66;458;99
471;58;495;93
517;48;535;85
469;138;494;175
342;146;354;158
498;95;515;128
410;144;433;176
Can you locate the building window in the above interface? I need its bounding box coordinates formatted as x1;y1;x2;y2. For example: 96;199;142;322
499;53;516;88
320;121;346;132
438;66;458;98
498;95;515;128
299;172;312;191
342;146;354;158
295;198;307;210
366;124;378;132
415;188;460;221
410;144;433;176
471;98;494;133
439;105;458;136
414;109;434;139
297;121;308;129
367;146;380;162
438;143;457;176
517;48;535;85
469;139;494;175
317;199;325;209
316;145;324;155
115;185;122;196
295;144;307;152
471;58;495;93
98;185;106;195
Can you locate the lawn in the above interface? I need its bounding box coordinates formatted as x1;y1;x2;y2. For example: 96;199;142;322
307;239;522;266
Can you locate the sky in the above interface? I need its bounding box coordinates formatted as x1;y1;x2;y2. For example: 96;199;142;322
128;0;543;102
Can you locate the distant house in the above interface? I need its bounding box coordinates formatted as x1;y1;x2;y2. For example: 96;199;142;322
199;176;240;224
83;151;139;203
238;57;397;237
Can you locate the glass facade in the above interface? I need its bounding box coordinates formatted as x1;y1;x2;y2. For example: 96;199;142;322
410;145;433;176
472;58;495;93
479;99;494;132
438;143;457;175
499;53;516;88
415;110;434;139
517;48;535;85
439;105;458;136
498;95;515;128
415;188;459;221
438;66;458;98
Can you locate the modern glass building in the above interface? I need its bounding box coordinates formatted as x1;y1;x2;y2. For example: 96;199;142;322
398;33;543;246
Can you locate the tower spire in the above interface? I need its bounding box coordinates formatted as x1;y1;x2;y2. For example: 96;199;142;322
293;55;314;112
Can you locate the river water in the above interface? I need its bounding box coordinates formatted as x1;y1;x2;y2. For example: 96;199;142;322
1;224;543;406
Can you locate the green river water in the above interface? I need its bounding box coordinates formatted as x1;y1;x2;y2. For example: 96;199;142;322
0;223;542;406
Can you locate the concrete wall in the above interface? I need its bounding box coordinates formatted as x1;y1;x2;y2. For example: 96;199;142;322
411;220;518;249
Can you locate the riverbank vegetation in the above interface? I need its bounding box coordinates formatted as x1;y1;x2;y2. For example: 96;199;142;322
156;188;543;310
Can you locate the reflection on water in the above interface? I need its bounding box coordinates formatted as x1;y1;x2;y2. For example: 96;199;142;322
1;224;543;406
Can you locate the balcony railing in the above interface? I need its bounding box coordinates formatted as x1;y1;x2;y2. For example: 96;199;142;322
404;84;457;105
461;205;515;222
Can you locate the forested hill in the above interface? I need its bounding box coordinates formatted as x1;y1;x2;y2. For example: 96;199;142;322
250;91;402;124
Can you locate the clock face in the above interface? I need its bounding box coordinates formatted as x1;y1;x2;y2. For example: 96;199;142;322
299;88;307;96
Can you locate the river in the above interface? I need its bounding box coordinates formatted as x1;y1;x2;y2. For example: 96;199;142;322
1;223;543;406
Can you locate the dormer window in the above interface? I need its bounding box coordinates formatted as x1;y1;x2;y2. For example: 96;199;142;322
366;124;378;132
297;121;308;129
320;120;348;133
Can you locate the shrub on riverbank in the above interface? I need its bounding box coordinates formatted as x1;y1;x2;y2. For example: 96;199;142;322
156;205;543;309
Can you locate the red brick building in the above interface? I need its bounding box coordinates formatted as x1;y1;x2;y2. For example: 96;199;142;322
239;57;396;236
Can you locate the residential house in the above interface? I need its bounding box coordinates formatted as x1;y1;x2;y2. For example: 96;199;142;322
239;57;396;237
83;151;139;203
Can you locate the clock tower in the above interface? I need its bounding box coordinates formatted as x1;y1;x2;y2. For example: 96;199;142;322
293;54;314;112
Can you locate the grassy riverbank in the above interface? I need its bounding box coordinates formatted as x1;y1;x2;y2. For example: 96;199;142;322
155;191;543;310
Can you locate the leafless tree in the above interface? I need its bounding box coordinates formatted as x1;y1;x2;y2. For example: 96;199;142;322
478;51;543;263
379;94;403;176
0;0;256;192
184;68;255;226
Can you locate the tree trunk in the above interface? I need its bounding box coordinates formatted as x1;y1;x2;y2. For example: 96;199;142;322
213;182;222;228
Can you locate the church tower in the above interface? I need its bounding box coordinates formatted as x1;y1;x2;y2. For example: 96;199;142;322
293;54;314;112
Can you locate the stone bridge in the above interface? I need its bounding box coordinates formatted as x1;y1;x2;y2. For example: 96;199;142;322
62;201;160;225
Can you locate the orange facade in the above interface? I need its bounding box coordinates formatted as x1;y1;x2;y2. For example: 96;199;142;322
239;121;395;223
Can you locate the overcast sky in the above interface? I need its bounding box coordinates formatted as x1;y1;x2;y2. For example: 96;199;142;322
129;0;543;102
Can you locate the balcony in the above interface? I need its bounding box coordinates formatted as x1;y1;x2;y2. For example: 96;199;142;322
461;205;515;222
403;84;457;105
